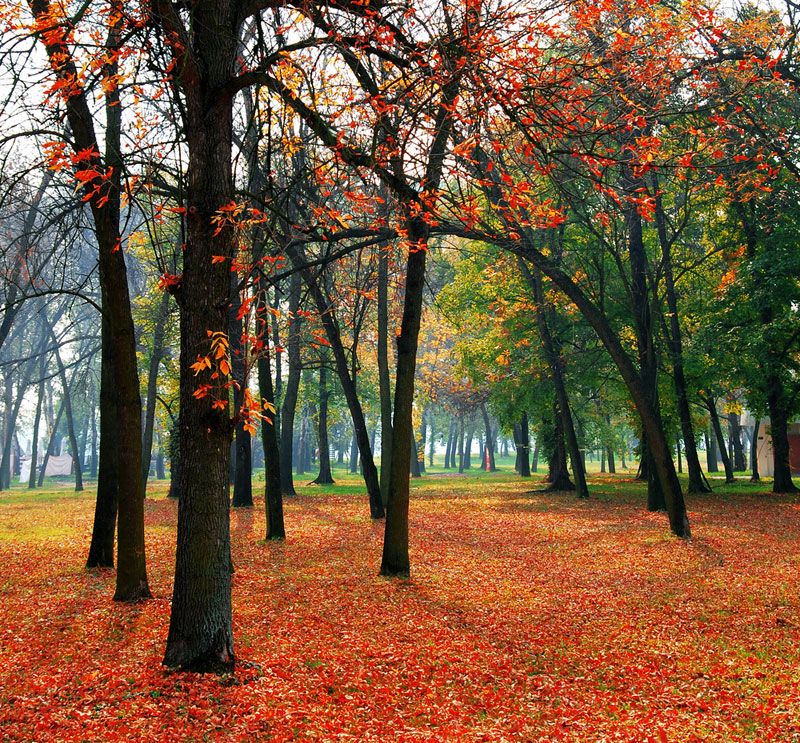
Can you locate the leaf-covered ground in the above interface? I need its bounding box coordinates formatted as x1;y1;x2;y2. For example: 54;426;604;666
1;470;799;741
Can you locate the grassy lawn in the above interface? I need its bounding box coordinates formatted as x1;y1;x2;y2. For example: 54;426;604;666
0;469;798;741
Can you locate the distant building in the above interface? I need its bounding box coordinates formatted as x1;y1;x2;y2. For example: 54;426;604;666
742;415;800;477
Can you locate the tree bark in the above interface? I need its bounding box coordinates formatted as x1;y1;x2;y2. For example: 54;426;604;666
256;301;285;540
409;430;421;478
705;397;734;484
230;275;253;508
545;405;574;491
522;261;587;497
728;412;746;472
87;316;118;568
381;213;430;575
287;246;383;516
378;242;393;504
766;378;799;493
652;176;711;494
750;418;760;482
444;417;455;469
51;336;83;492
142;293;170;499
28;352;47;490
517;413;531;478
312;363;335;485
279;272;302;497
480;403;497;471
463;420;473;470
160;0;243;670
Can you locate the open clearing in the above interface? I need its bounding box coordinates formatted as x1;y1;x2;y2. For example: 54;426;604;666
1;472;799;741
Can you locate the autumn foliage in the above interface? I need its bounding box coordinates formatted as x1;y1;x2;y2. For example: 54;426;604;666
1;474;799;740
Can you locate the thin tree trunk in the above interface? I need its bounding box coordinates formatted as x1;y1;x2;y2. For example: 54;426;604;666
463;421;473;470
418;411;427;474
28;351;47;490
51;336;83;492
141;293;170;499
312;363;334;485
410;430;421;478
38;393;65;487
652;176;710;494
480;403;497;472
279;272;302;497
156;432;166;480
750;418;760;482
288;246;383;516
522;261;587;498
444;418;455;469
728;412;746;472
1;355;37;489
705;397;734;483
229;276;253;507
457;413;466;474
518;413;531;478
256;300;285;540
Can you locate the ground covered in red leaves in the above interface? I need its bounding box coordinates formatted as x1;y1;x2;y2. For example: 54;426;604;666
1;472;799;741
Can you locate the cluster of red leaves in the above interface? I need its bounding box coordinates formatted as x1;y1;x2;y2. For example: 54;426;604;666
0;476;798;740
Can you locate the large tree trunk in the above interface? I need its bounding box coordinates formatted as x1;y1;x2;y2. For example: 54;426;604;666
766;378;798;493
380;71;460;575
37;0;152;599
380;215;429;576
167;417;181;500
162;2;241;670
626;197;669;513
545;406;574;491
87;317;119;567
706;428;718;473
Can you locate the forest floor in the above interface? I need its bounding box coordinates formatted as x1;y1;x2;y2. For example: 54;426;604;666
0;467;799;741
